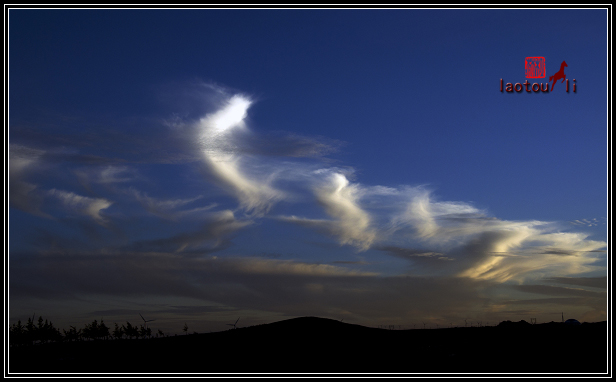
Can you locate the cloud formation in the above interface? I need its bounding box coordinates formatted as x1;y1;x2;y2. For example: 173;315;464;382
9;85;607;331
9;250;496;328
280;171;377;251
128;188;211;220
47;189;114;224
196;95;285;216
8;144;47;216
129;209;252;254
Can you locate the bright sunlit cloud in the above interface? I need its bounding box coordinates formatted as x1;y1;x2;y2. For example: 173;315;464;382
9;87;607;332
197;94;284;216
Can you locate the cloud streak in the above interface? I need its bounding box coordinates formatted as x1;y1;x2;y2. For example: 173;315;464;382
47;189;114;224
8;144;48;216
128;188;211;220
9;85;607;331
10;250;502;328
128;210;252;254
280;171;377;251
196;95;285;216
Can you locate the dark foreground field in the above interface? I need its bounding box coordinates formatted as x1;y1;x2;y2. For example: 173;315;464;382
9;317;608;374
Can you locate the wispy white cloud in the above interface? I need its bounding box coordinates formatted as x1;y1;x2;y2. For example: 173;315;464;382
196;95;285;216
128;188;213;220
377;246;454;262
47;189;114;224
10;91;607;287
280;170;377;251
380;189;606;283
569;218;605;227
312;171;376;251
74;166;138;190
9;144;45;174
129;209;252;254
390;189;490;243
9;145;46;215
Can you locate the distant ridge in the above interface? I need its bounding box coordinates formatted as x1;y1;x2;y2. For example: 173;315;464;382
227;316;377;334
10;317;606;374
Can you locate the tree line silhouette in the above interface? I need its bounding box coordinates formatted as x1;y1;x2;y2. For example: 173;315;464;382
9;315;169;347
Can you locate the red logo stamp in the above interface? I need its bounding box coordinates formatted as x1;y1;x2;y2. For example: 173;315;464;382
500;58;576;93
525;57;545;78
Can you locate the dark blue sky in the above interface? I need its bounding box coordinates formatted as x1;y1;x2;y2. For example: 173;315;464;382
8;8;608;333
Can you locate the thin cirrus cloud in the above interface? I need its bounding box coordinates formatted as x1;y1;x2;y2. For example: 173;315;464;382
10;89;606;283
8;144;48;217
279;172;604;283
47;189;114;225
9;84;607;329
126;209;253;254
511;284;606;298
74;165;138;192
127;188;213;220
9;144;120;222
570;218;605;227
361;187;605;282
10;250;495;327
544;276;607;289
195;94;285;217
279;170;378;251
9;252;378;303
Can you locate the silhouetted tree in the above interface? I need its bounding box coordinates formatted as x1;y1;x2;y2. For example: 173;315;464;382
63;326;81;342
84;320;94;340
9;320;25;347
39;319;62;343
139;324;148;339
11;316;62;346
36;316;44;340
124;322;139;339
113;323;124;340
157;329;164;338
41;319;50;342
183;323;188;335
97;320;110;340
82;319;105;341
25;317;36;345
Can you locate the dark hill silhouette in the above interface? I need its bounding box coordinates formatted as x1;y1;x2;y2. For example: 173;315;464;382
9;317;607;374
496;319;533;328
